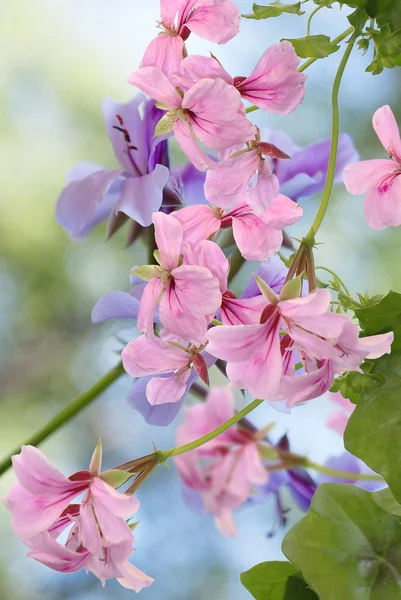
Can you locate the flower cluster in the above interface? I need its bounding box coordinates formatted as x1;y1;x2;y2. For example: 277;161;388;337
4;444;153;592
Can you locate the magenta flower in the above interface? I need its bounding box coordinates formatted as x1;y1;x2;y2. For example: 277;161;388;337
56;95;170;238
128;67;256;171
175;387;268;535
3;444;153;592
344;105;401;229
140;0;240;75
174;194;302;262
135;212;222;344
122;331;210;406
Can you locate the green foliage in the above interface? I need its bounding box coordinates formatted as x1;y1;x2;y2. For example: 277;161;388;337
329;362;384;403
282;35;340;58
283;484;401;600
355;291;401;351
240;562;317;600
373;488;401;517
99;469;133;488
242;1;304;20
344;352;401;502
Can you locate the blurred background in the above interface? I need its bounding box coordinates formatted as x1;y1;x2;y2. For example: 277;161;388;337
1;1;401;598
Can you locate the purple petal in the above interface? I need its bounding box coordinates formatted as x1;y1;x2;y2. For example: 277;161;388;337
128;375;185;426
170;162;208;206
242;255;288;298
55;169;122;238
319;453;380;492
287;468;317;511
114;165;169;227
91;290;143;324
144;99;171;172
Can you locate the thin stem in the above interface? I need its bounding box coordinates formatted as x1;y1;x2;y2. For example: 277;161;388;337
245;27;353;114
305;32;356;241
305;459;383;482
315;265;351;296
307;4;324;37
0;361;125;477
159;399;264;460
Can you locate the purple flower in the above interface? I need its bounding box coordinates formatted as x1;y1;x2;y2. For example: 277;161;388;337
56;94;206;240
264;129;359;202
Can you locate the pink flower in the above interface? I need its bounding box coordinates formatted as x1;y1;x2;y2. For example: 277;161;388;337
135;212;222;344
204;138;286;212
174;387;268;535
173;194;302;262
344;105;401;229
3;444;153;592
122;331;210;405
233;42;306;114
326;392;355;435
206;287;394;403
128;67;256;171
141;0;240;75
173;48;306;114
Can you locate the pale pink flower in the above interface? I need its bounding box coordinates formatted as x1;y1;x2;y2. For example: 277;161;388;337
326;392;355;435
206;288;394;403
136;212;222;345
128;67;256;171
141;0;240;75
173;194;302;262
175;387;268;535
344;105;401;229
3;444;153;592
122;332;210;405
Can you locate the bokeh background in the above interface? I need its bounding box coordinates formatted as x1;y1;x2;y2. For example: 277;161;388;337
1;1;400;598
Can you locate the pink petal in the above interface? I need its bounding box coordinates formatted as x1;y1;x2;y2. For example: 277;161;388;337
232;212;283;261
357;331;393;359
364;173;401;229
281;360;334;406
193;239;229;293
173;204;221;245
373;105;401;163
215;509;237;536
204;150;260;208
122;335;189;377
137;277;165;336
140;34;184;75
279;289;331;319
328;391;355;413
263;194;303;229
174;119;216;171
80;500;104;556
128;66;181;108
221;295;266;325
153;211;183;270
172;55;233;91
343;159;397;195
91;477;139;517
246;161;280;213
28;534;90;573
161;0;179;27
206;322;269;362
185;1;240;44
117;560;154;591
146;370;190;405
237;41;306;114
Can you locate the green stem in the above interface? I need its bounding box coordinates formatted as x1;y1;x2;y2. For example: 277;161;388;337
245;27;353;114
307;4;324;37
305;32;356;241
305;459;383;482
159;399;264;460
315;265;351;296
0;361;125;477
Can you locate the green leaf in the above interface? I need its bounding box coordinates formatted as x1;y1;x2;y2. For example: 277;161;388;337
240;561;312;600
376;2;401;31
347;8;369;33
373;488;401;517
99;469;133;488
329;365;383;403
242;1;304;20
282;35;340;58
279;275;303;301
283;483;401;600
344;352;401;501
355;290;401;351
343;0;393;17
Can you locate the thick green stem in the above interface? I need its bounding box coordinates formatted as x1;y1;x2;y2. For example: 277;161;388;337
158;399;264;460
245;27;353;114
305;459;383;482
305;32;356;241
0;361;125;477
